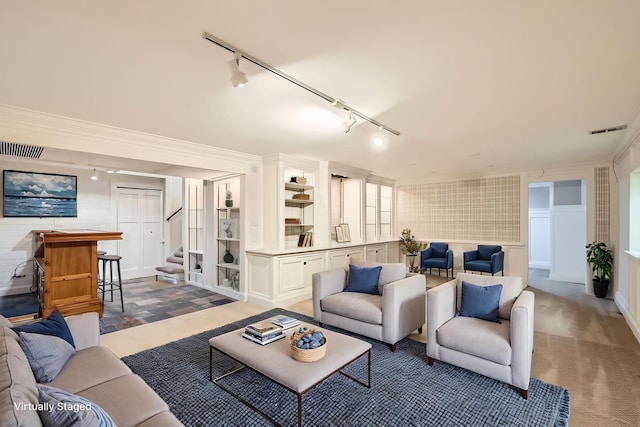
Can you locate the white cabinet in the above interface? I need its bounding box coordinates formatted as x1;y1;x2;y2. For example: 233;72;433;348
329;247;365;269
365;244;387;263
279;253;325;293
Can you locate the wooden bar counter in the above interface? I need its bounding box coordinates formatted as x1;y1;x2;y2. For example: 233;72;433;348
32;230;123;318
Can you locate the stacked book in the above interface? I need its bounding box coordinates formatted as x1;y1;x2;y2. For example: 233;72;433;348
271;316;300;330
242;322;285;345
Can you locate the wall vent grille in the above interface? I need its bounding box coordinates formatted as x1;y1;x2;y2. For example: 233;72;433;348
0;141;44;159
589;125;627;135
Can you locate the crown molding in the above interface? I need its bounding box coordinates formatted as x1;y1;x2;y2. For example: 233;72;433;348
0;103;260;174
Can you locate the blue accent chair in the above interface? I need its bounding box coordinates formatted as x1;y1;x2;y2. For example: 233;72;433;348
420;242;454;278
463;245;504;276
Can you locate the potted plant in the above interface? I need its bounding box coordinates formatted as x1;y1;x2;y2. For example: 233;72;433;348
400;228;427;273
585;242;613;298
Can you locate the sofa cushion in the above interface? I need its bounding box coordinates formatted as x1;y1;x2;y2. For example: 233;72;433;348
0;327;42;427
48;346;132;394
459;281;502;323
455;273;523;320
78;375;171;427
19;332;75;383
437;316;512;366
321;292;382;325
13;310;75;348
37;384;114;427
345;264;382;295
0;316;12;328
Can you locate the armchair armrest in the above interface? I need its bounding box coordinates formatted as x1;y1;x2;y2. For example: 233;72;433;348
510;290;535;389
65;312;100;351
381;274;426;344
420;248;433;267
426;279;457;358
463;250;478;263
491;251;505;273
312;268;347;322
445;249;454;269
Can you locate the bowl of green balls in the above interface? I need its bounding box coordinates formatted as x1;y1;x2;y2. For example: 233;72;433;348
290;326;327;362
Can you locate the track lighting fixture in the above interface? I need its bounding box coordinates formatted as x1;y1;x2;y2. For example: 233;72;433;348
91;169;98;180
203;32;400;136
343;112;357;134
227;52;248;88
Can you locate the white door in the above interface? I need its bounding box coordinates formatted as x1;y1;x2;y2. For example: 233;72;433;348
117;188;164;280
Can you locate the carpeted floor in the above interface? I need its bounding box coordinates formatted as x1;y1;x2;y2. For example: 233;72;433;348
100;277;235;334
122;308;570;427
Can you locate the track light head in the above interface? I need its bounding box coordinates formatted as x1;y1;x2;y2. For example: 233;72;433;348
373;127;384;146
91;169;99;180
227;52;248;88
343;112;357;134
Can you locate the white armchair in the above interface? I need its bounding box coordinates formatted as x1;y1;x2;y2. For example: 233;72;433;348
313;262;426;351
426;273;534;398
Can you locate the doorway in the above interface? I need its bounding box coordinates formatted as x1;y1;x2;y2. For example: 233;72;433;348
528;180;586;284
117;187;164;280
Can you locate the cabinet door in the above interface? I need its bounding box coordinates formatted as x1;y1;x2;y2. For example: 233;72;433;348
279;257;306;293
329;248;365;269
303;255;326;288
366;245;387;263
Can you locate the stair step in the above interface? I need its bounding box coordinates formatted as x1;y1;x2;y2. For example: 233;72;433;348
166;256;184;265
156;265;183;275
174;250;184;258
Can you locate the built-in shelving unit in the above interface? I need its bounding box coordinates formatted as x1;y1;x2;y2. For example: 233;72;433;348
215;177;243;298
284;174;315;249
186;179;205;286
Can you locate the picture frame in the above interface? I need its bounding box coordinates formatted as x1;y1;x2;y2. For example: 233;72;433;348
335;225;344;243
3;170;77;217
219;218;239;239
340;223;351;242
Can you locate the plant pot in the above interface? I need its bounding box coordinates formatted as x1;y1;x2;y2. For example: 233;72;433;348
593;278;610;298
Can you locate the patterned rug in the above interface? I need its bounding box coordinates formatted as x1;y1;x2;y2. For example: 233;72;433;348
100;277;234;334
122;309;570;427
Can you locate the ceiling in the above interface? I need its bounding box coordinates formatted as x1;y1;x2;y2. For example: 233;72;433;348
1;1;639;181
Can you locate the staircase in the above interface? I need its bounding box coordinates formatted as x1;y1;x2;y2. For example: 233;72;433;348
155;246;184;281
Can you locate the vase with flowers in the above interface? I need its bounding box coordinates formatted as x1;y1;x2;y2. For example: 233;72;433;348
400;228;427;273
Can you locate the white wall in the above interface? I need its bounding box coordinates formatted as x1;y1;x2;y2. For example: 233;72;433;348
0;159;164;295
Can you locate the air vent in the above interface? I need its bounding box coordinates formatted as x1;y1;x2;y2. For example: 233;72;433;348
0;141;44;159
589;125;628;135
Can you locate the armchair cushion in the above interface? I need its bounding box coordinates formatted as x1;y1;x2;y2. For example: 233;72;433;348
430;243;448;259
459;281;502;323
345;264;382;295
349;259;406;293
478;245;501;260
320;292;382;325
455;273;523;320
437;317;512;365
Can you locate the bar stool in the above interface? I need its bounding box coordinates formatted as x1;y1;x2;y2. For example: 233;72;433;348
98;254;124;312
97;251;107;287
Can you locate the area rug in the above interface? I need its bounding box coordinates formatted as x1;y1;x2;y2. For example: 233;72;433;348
122;308;570;426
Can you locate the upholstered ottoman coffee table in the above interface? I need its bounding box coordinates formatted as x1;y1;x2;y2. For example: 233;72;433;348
209;318;371;426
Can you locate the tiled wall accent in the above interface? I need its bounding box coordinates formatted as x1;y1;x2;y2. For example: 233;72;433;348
397;176;520;242
595;167;610;243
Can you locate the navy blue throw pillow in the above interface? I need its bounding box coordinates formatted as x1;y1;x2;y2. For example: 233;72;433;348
13;309;75;348
346;264;382;295
458;281;502;323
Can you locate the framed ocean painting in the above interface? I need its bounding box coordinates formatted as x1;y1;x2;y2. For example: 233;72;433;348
3;170;78;217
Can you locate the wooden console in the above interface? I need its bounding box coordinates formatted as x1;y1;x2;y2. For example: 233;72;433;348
32;230;123;318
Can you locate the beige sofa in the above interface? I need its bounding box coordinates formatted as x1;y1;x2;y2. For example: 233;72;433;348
312;261;426;351
426;273;534;398
0;312;182;426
